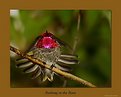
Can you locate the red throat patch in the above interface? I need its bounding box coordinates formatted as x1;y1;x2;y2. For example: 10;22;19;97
35;32;59;48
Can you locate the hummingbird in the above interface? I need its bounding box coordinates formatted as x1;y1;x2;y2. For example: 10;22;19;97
16;31;79;82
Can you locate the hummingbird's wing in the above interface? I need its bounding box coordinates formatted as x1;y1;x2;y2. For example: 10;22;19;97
16;57;44;79
60;54;78;59
57;54;79;66
16;59;33;68
55;63;72;72
23;64;39;73
24;35;42;53
51;33;79;65
52;35;73;50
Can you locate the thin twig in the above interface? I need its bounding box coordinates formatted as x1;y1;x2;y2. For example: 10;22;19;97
77;11;81;33
72;11;81;54
62;77;67;87
10;45;96;87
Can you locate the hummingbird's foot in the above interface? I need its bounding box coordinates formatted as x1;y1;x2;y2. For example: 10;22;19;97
50;64;55;70
42;61;46;65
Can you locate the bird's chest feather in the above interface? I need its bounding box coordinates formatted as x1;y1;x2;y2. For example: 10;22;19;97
33;47;61;65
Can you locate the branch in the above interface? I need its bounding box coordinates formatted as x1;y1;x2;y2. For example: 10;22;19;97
77;11;81;33
10;45;96;88
72;11;81;54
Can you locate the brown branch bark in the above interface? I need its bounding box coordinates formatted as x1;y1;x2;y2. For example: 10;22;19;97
10;45;96;88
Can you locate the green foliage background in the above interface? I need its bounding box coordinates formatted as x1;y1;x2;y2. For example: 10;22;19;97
10;10;111;87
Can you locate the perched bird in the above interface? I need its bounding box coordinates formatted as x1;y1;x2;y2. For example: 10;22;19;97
16;31;79;82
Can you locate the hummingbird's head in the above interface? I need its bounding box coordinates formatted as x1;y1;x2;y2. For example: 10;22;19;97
35;31;59;49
